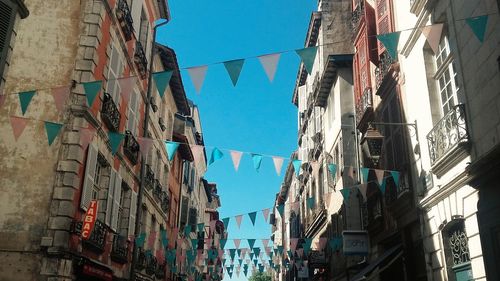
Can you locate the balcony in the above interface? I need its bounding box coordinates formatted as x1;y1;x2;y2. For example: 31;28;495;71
136;248;147;270
145;165;155;191
101;92;121;132
124;130;139;165
160;191;169;214
116;0;134;41
351;1;365;31
156;263;166;279
427;104;469;174
356;87;374;131
82;219;107;252
375;51;395;91
134;41;148;79
110;234;129;263
153;179;162;202
145;255;158;276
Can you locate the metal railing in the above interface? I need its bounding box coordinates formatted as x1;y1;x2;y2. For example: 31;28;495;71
116;0;134;41
134;41;148;79
375;51;394;90
101;93;121;132
355;87;373;125
351;1;365;31
124;130;139;165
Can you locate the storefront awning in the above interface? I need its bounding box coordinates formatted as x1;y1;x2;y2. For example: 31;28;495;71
350;244;403;281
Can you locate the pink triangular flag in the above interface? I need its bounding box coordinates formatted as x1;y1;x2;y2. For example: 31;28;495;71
117;76;137;104
374;169;385;185
10;116;29;140
234;239;241;249
290;238;299;251
209;220;217;231
310;161;320;178
235;215;243;228
187;65;208;94
190;144;204;164
296;248;304;258
51;86;70;112
317;238;328;250
80;127;96;150
344;166;354;179
358;183;368;201
137;137;153;156
421;23;444;54
230;150;243;171
172;227;179;239
262;239;269;248
325;192;332;209
291;201;300;213
262;208;270;222
147;231;157;248
258;53;281;82
272;156;284;176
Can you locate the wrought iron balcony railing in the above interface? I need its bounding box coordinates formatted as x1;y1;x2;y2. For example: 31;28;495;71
145;165;155;191
110;234;129;263
385;170;410;205
134;41;148;79
101;92;121;132
161;191;169;213
116;0;134;41
82;219;107;252
427;104;469;165
136;247;147;270
356;87;373;126
351;1;365;31
153;179;162;202
156;263;166;279
145;254;158;275
375;51;394;90
124;130;139;165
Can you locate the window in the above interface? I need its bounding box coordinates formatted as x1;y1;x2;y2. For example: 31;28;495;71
126;88;140;136
140;206;148;233
442;220;471;281
139;8;149;49
106;43;124;105
379;91;406;170
434;36;460;116
0;0;22;81
81;143;110;210
116;182;129;235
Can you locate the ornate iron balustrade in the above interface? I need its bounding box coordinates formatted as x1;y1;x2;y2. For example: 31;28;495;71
427;104;469;165
375;51;394;90
82;219;107;252
134;41;148;79
351;1;365;31
136;248;147;270
156;263;166;279
145;255;158;275
110;234;129;263
160;191;169;214
385;170;410;205
124;130;139;165
153;180;162;202
355;87;373;125
101;92;121;132
116;0;134;41
145;165;155;191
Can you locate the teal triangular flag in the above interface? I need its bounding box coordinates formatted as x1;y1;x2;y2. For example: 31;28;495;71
222;217;230;229
328;164;337;179
82;81;102;107
191;239;198;249
247;239;256;249
238;259;243;266
329;237;342;251
340;188;351;202
223;59;245;86
209;147;224;165
135;233;146;247
465;15;488;42
18;91;36;115
295;46;318;74
306;197;315;209
184;225;192;236
361;168;370;183
153;70;173;98
303;238;313;255
292;159;302;177
277;204;285;217
254;247;261;257
248;211;257;226
376;31;401;60
197;223;205;233
108;131;124;155
160;229;168;246
251;153;263;171
390;171;400;187
165;141;180;161
44;121;63;145
229;249;236;260
277;246;284;254
379;177;387;194
220;239;227;249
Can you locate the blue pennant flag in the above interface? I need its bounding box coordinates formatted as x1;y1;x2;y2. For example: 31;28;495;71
222;217;230;229
153;70;173;98
247;239;256;249
328;164;337;180
340;188;351;202
44;121;63;146
251;153;263;171
292;159;302;177
465;15;489;43
295;46;318;74
135;233;146;247
165;141;180;161
390;171;400;188
376;31;401;60
18;91;36;115
303;238;313;255
361;168;370;183
82;81;102;107
306;197;315;209
277;204;285;217
220;239;227;249
209;147;224;165
223;59;245;86
379;177;387;194
248;211;257;226
108;132;124;155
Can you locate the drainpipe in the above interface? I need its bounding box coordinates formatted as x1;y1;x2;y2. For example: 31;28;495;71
130;18;170;280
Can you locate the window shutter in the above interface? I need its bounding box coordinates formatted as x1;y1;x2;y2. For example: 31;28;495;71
180;196;189;226
0;0;16;78
131;1;142;37
127;89;138;135
128;189;137;237
80;143;98;210
111;172;122;231
105;170;116;226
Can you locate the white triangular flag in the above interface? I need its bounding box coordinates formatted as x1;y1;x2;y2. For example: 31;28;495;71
117;76;137;104
187;65;208;94
230;150;243;171
258;53;281;82
272;156;284;176
358;184;368;202
421;23;444;54
374;169;385;186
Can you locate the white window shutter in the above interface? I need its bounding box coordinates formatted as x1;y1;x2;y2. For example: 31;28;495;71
105;170;116;226
80;142;98;210
111;172;122;231
131;1;142;38
128;190;138;237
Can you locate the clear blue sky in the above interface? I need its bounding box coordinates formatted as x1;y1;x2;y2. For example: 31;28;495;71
157;1;316;279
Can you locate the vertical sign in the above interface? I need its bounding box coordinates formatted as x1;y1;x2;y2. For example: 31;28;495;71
82;200;98;239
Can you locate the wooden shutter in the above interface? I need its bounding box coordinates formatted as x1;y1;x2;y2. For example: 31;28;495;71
80;142;99;210
376;0;394;56
106;44;122;105
111;171;122;231
131;0;142;36
127;89;139;135
188;208;197;230
128;189;137;237
0;0;16;79
105;170;116;226
180;196;189;226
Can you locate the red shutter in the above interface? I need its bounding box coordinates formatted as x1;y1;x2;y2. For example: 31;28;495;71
375;0;394;56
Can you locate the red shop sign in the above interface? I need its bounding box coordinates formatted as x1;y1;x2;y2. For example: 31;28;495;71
82;200;98;239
